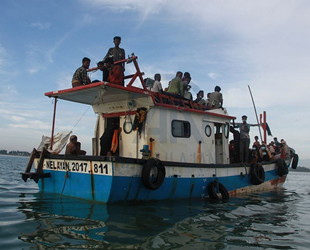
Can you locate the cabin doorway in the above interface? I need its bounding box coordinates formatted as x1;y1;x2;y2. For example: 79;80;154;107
214;122;230;164
214;123;224;164
100;117;120;156
202;121;216;163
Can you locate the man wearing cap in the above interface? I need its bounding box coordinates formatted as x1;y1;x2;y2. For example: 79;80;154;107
239;115;250;162
65;135;86;155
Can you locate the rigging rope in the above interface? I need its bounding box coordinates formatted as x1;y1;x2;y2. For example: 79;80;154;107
70;105;91;132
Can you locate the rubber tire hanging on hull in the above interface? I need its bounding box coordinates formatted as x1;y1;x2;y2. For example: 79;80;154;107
141;158;166;190
208;181;230;200
291;154;299;169
250;163;265;185
277;158;288;177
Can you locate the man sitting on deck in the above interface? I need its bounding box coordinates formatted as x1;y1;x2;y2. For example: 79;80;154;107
71;57;91;87
167;71;183;96
209;85;223;108
65;135;86;155
97;61;109;81
103;57;124;86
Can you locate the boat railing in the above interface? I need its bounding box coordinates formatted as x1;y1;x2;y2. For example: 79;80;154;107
87;54;215;112
87;53;147;90
151;91;211;111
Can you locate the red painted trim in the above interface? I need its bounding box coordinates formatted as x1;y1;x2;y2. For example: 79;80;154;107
87;67;99;72
45;82;105;97
45;82;151;97
102;111;136;118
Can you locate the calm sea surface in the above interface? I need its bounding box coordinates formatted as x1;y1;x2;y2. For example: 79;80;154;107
0;154;309;250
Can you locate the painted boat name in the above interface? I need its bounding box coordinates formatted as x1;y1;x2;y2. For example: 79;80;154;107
44;160;109;175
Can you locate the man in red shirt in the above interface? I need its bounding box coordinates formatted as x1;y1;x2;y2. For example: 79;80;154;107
103;57;124;86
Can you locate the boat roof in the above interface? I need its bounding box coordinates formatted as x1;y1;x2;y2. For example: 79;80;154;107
45;82;150;105
45;82;236;120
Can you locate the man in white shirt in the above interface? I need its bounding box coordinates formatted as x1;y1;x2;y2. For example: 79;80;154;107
151;73;163;92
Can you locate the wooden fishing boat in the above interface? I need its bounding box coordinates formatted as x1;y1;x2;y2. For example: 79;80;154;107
21;55;298;203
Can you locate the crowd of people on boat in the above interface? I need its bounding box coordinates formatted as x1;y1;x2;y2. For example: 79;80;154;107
145;71;223;108
71;36;223;109
229;115;293;164
71;36;125;87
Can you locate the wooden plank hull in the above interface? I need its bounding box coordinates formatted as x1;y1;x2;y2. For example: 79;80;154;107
35;155;290;204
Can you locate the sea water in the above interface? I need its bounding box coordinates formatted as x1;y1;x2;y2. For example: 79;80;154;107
0;154;309;249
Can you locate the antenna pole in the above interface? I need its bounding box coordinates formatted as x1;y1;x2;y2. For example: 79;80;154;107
248;86;263;143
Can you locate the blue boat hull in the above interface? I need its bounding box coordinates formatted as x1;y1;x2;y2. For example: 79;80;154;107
36;155;289;203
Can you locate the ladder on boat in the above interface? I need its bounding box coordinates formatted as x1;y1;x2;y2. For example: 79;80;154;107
21;148;51;183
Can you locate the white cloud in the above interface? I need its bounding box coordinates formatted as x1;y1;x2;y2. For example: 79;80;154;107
30;22;51;30
9;116;25;122
57;75;72;90
208;73;221;81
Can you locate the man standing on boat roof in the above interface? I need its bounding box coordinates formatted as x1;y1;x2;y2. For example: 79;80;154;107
167;71;183;96
71;57;91;87
104;36;125;71
239;115;250;163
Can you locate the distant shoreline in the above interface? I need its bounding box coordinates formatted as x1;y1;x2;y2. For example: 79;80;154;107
0;152;31;157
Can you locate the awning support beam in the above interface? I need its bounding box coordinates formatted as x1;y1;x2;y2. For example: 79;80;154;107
50;97;58;150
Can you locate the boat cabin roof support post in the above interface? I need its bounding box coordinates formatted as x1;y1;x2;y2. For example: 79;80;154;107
50;97;58;150
263;111;267;144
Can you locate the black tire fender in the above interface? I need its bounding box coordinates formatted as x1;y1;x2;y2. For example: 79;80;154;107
208;181;230;200
141;158;165;190
250;163;265;185
277;158;288;176
291;154;299;169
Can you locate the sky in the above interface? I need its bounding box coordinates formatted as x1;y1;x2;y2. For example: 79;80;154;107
0;0;310;163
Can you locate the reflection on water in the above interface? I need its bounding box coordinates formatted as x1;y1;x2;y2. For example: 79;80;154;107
1;155;310;249
15;189;304;249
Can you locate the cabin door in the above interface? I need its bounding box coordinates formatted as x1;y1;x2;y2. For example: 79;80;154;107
202;121;216;164
214;123;224;164
213;122;230;164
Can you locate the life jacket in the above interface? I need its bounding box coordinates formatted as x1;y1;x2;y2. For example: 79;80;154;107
110;129;119;153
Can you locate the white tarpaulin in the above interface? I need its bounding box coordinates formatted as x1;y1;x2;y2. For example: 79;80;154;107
37;131;72;154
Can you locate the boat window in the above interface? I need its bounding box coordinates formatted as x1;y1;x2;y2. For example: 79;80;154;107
224;122;230;139
172;120;191;138
214;123;222;139
205;125;212;137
